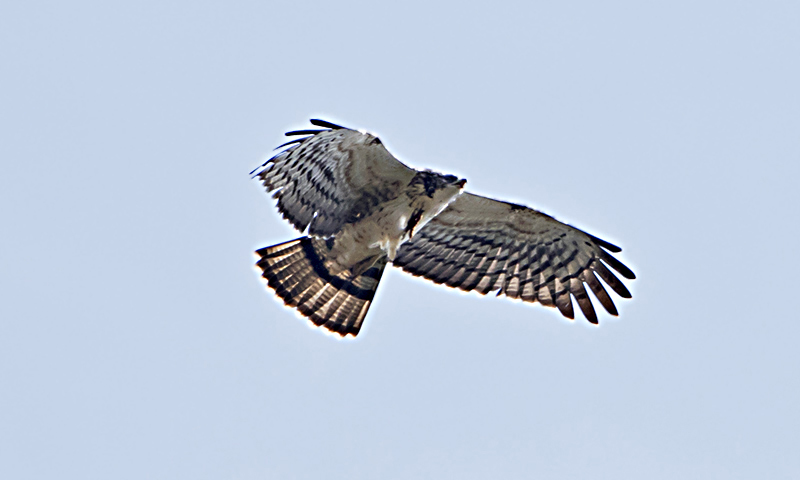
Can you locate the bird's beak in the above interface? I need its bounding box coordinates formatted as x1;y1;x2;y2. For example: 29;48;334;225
456;179;467;188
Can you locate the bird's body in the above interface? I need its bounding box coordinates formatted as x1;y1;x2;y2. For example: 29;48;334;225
322;170;466;275
252;119;635;337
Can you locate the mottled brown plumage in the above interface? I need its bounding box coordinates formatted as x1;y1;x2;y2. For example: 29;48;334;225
253;119;635;337
393;193;635;324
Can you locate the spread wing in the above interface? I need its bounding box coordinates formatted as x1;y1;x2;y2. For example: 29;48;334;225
251;119;417;237
393;193;636;323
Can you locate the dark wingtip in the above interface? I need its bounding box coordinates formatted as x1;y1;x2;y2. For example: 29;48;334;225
285;129;325;137
587;233;622;253
309;118;347;130
274;137;307;149
249;161;271;176
600;251;636;280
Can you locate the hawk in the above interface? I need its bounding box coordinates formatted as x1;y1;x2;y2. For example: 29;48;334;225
252;119;635;337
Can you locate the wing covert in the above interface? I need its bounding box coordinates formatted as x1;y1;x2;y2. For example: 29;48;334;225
393;193;635;323
252;120;416;237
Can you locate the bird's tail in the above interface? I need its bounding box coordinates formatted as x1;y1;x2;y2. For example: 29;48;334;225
255;237;387;337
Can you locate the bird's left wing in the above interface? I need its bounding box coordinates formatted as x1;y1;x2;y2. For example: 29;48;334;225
252;119;417;237
393;193;635;323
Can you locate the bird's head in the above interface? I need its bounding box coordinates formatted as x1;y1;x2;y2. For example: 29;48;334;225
408;170;466;211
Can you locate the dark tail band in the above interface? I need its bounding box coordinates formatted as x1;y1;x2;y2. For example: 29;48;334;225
255;237;387;337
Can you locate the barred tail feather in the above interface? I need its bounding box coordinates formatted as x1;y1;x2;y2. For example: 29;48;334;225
255;237;387;337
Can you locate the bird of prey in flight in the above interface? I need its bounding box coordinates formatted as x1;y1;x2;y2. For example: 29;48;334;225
252;119;635;337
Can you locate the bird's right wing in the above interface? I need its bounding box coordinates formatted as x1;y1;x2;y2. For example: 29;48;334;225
252;119;417;237
393;193;635;323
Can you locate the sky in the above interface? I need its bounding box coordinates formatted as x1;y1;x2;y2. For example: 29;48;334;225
1;1;799;479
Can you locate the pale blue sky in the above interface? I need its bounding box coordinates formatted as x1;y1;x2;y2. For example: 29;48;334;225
2;1;799;479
